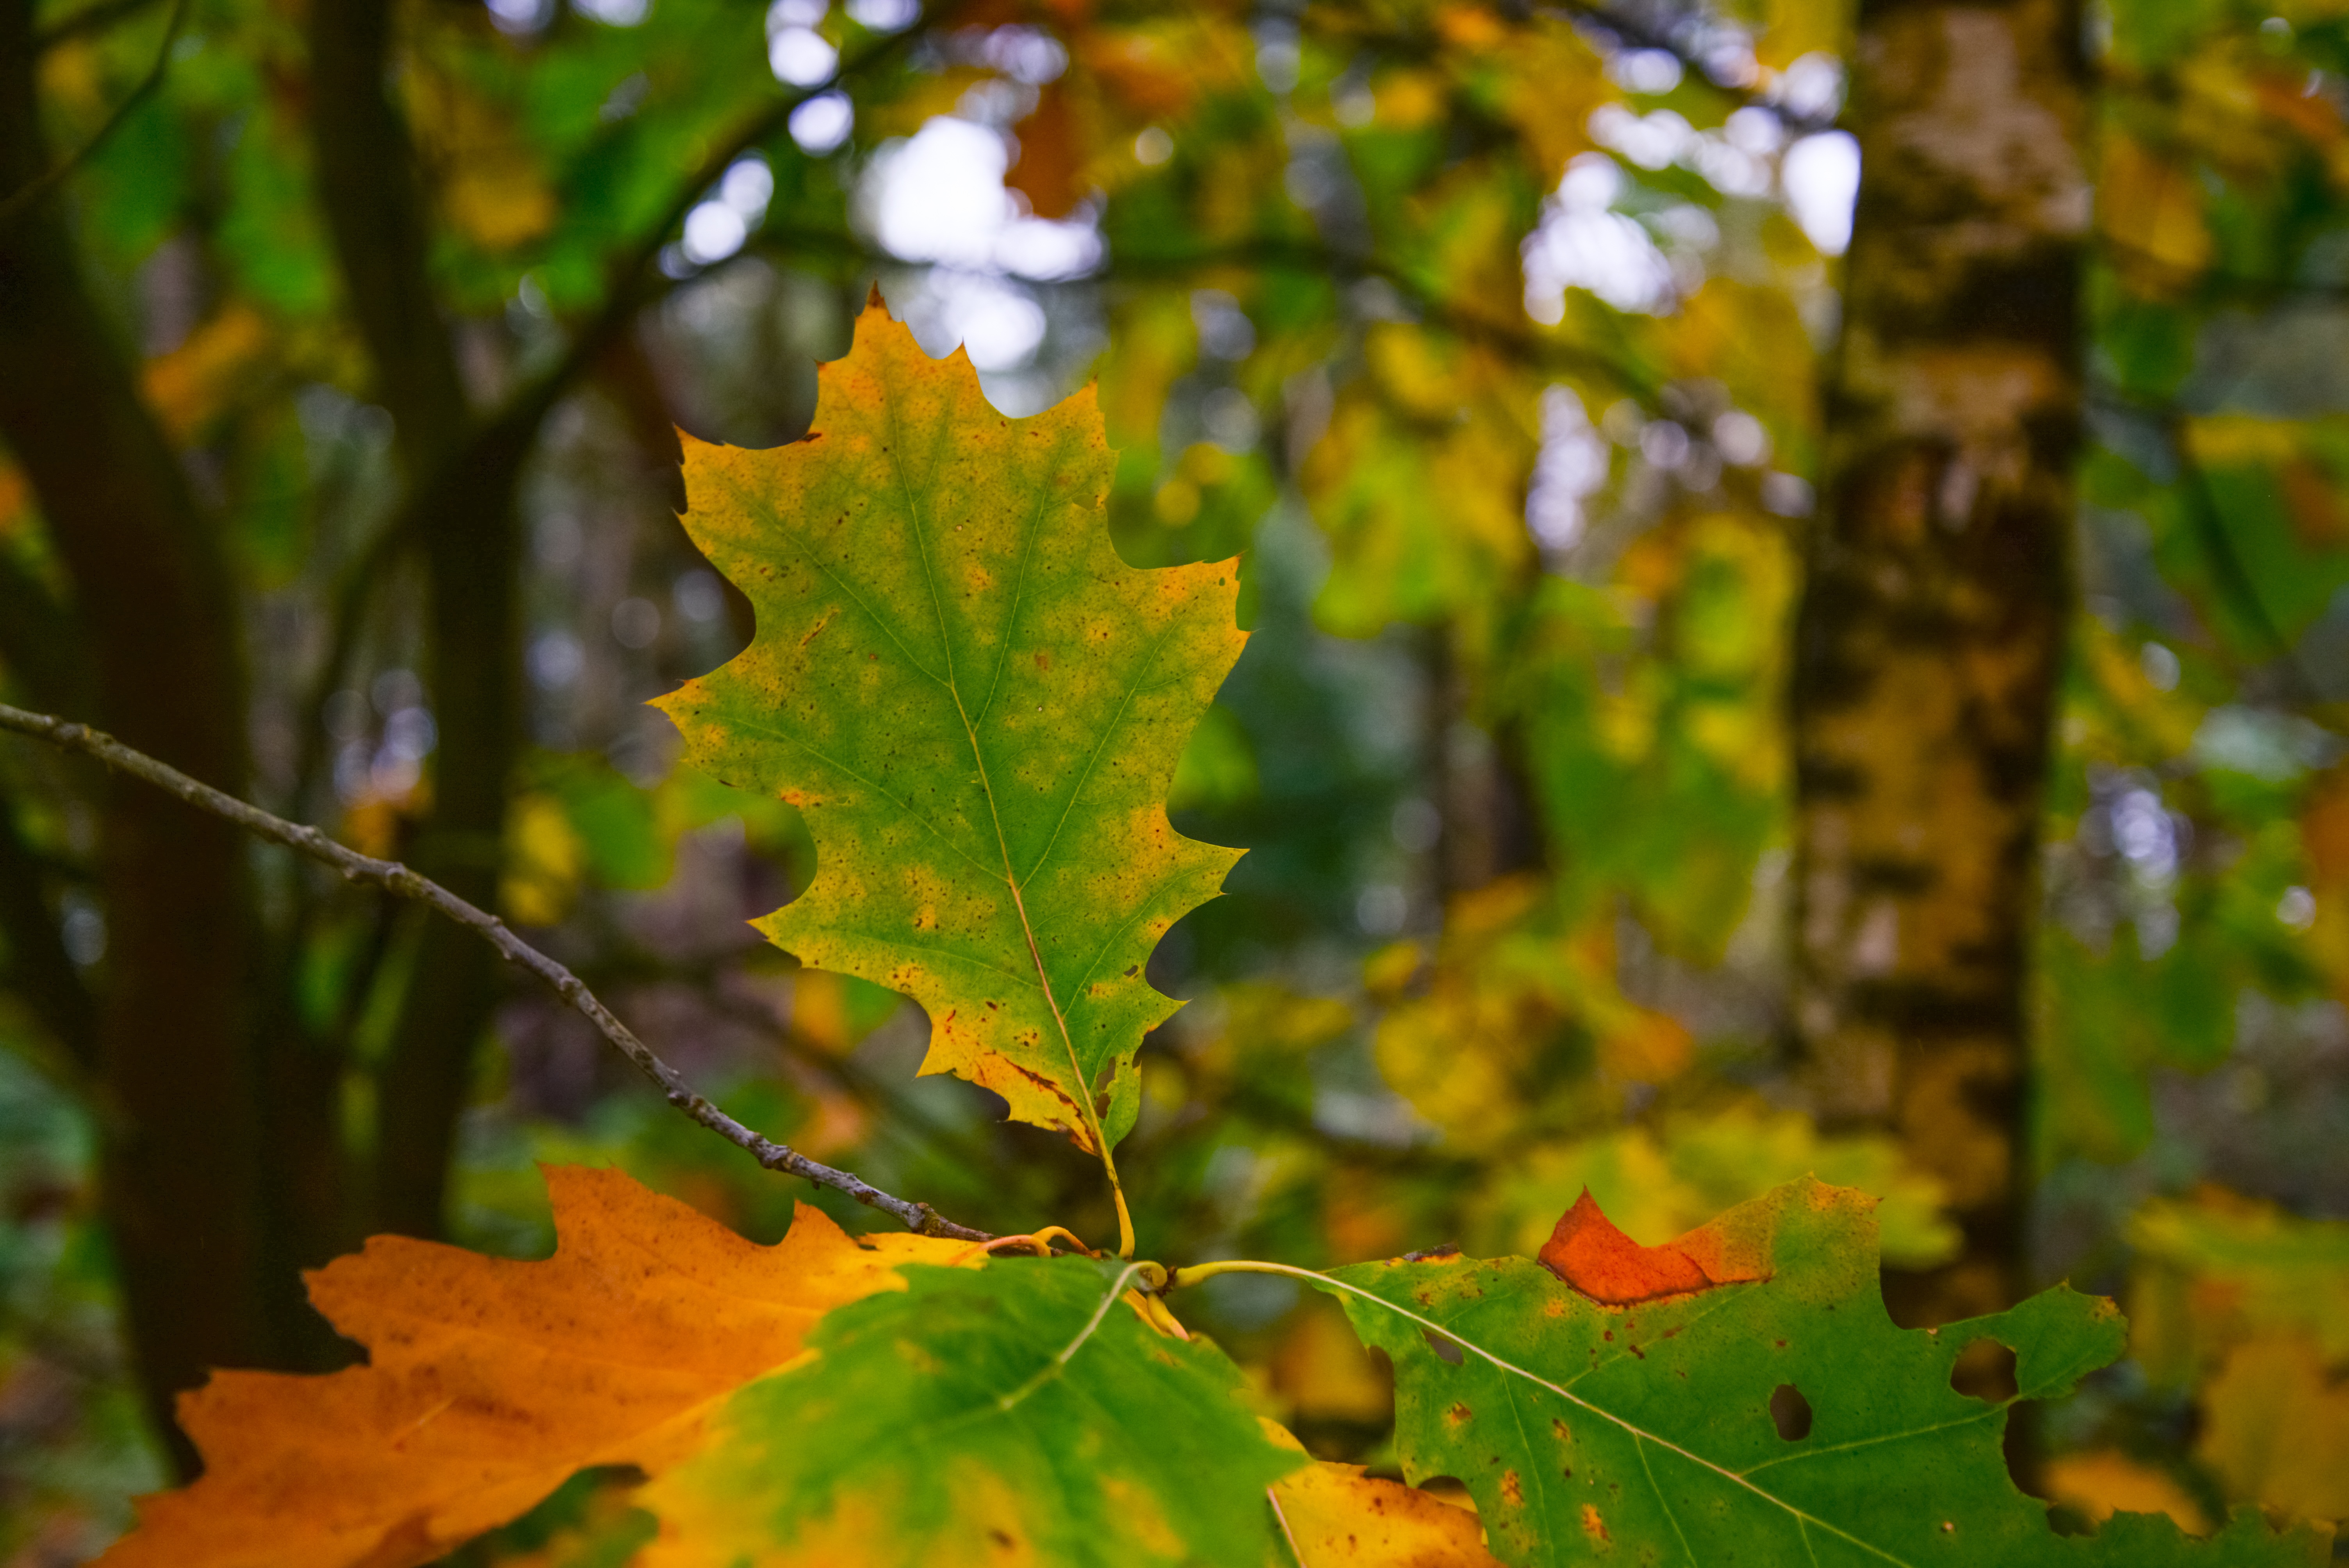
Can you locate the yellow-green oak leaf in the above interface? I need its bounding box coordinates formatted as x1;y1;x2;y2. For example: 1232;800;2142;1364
656;294;1246;1152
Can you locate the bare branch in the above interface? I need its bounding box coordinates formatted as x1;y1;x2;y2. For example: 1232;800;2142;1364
2084;380;2323;707
741;222;1655;397
0;701;993;1243
488;16;936;449
1535;0;1841;135
0;0;188;233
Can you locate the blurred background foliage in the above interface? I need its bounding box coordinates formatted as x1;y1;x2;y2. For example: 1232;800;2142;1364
1;0;2347;1557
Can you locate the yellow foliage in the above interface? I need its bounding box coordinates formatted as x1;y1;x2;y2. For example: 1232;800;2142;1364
1183;980;1356;1085
2126;1188;2349;1384
2185;413;2305;467
502;791;585;928
1361;939;1425;1004
789;969;858;1057
2043;1450;2212;1536
404;67;556;252
1479;1101;1960;1268
2099;133;2214;281
34;37;105;116
2197;1336;2349;1524
859;66;992;139
2171;52;2342;189
1073;13;1252;125
1373;877;1694;1146
1371;69;1448;132
1096;293;1198;447
1474;19;1608;177
1754;0;1845;69
2077;615;2204;764
1306;328;1540;643
1667;281;1818;439
1270;1301;1393;1425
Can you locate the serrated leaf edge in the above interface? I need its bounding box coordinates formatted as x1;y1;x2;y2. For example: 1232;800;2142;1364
1213;1260;2050;1568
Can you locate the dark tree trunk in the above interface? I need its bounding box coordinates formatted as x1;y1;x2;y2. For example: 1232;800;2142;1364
0;0;280;1473
310;0;523;1240
1791;0;2089;1327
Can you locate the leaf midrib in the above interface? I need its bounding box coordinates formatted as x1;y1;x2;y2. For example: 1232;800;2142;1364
1312;1267;1925;1568
882;386;1103;1147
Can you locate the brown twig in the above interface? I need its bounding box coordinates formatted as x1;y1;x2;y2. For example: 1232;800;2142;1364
0;701;992;1242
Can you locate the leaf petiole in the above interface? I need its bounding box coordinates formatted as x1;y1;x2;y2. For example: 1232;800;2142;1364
982;1225;1099;1258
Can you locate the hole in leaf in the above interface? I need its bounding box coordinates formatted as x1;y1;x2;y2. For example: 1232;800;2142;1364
2047;1502;2099;1538
1768;1383;1813;1441
1950;1338;2019;1403
1417;1475;1474;1508
449;1466;651;1564
1423;1329;1464;1365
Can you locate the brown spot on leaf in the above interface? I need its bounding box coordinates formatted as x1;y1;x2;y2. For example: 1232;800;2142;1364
1581;1504;1609;1543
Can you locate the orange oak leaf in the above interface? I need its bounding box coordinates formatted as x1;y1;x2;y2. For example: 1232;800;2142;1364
1536;1187;1772;1306
98;1166;979;1568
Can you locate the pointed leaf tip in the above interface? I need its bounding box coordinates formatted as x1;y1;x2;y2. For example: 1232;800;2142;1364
1538;1187;1768;1305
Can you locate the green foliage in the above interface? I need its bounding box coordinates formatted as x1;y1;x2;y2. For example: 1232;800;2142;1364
5;0;2349;1557
1329;1182;2323;1568
643;1257;1302;1566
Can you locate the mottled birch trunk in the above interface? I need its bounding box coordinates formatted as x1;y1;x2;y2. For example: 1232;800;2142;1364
1792;0;2089;1326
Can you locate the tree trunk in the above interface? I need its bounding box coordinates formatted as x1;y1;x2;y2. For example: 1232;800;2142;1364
1790;0;2089;1328
0;0;280;1473
310;0;522;1240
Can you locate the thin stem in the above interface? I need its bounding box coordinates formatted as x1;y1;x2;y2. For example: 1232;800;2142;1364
0;702;991;1243
1167;1258;1305;1291
0;0;188;232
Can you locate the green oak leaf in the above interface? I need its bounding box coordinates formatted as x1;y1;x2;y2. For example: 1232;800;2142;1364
639;1256;1303;1566
1321;1179;2329;1568
656;295;1248;1153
